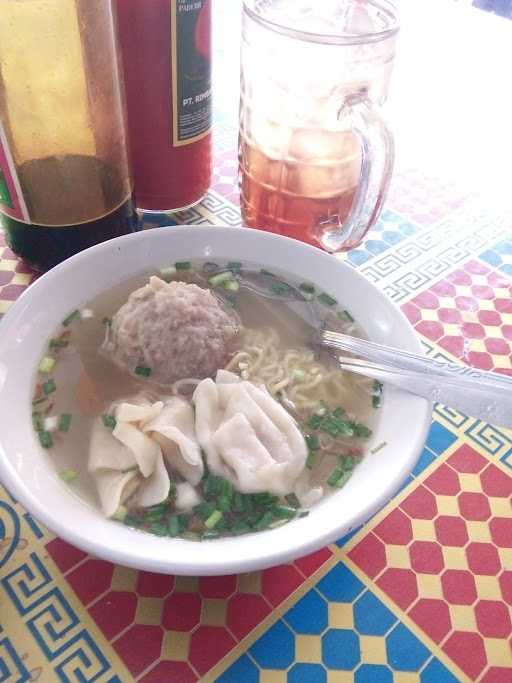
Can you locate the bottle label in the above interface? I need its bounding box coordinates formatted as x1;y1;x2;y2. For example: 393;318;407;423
171;0;212;146
0;122;30;223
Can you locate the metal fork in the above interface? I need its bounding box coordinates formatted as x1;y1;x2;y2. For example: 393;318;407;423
320;330;512;429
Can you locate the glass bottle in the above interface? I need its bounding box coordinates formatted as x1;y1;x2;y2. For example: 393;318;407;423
0;0;139;272
116;0;212;212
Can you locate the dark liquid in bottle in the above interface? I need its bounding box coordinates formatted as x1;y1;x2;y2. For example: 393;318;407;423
1;154;140;271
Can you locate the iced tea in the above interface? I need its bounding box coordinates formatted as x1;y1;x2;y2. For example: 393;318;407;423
240;126;361;249
239;0;399;252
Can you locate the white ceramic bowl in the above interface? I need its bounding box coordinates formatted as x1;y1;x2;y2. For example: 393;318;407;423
0;226;431;575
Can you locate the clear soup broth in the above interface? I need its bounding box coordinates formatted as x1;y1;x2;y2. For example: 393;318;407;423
32;261;382;540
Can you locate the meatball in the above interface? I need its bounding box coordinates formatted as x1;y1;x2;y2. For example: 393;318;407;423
102;276;240;385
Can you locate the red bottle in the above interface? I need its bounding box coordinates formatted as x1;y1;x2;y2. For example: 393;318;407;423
115;0;212;212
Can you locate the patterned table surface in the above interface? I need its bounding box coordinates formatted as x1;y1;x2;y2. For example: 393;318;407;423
1;2;512;682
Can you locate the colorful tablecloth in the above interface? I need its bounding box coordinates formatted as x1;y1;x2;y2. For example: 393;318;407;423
1;2;511;682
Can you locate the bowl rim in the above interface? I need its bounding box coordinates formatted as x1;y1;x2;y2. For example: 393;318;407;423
0;226;432;574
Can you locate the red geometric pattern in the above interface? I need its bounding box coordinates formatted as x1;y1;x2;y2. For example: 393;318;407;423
46;537;333;680
402;260;512;374
348;444;512;681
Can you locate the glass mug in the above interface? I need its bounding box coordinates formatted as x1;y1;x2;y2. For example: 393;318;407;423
239;0;399;252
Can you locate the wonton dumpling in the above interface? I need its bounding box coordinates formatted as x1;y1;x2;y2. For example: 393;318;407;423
143;397;203;485
89;417;138;473
133;449;171;508
88;410;170;516
94;469;140;518
113;420;161;477
193;371;307;495
88;395;204;517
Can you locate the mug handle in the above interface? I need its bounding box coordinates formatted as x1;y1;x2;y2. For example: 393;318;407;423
320;92;395;253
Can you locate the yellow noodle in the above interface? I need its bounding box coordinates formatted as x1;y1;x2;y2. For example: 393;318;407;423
228;327;371;416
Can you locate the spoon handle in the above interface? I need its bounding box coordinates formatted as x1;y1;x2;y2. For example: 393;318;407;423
321;330;512;392
336;356;512;429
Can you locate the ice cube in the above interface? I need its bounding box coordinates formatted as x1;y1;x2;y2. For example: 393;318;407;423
288;128;358;163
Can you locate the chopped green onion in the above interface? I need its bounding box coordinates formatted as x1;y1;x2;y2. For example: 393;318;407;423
38;431;53;449
42;378;56;396
353;423;372;438
220;479;234;501
32;412;44;432
299;283;315;294
305;434;320;451
231;520;251;535
58;414;72;433
253;511;274;531
144;505;167;521
318;416;343;437
102;316;113;327
32;397;47;407
143;507;166;523
306;452;316;469
168;516;181;537
285;493;300;508
102;414;117;430
193;502;216;520
272;505;297;520
292;369;306;383
150;522;168;536
224;293;238;308
269;281;293;296
124;514;142;528
342;455;355;470
203;475;224;498
338;309;354;322
372;381;383;408
159;266;176;281
38;356;56;374
167;480;177;499
252;492;278;506
317;293;337;306
122;465;138;473
224;279;239;292
177;514;190;532
59;469;78;483
175;261;191;270
233;493;250;514
333;407;345;418
205;510;223;529
307;414;323;430
49;337;69;349
227;261;242;272
209;271;234;287
112;505;127;521
62;309;81;326
327;468;352;488
135;365;152;377
217;496;231;512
